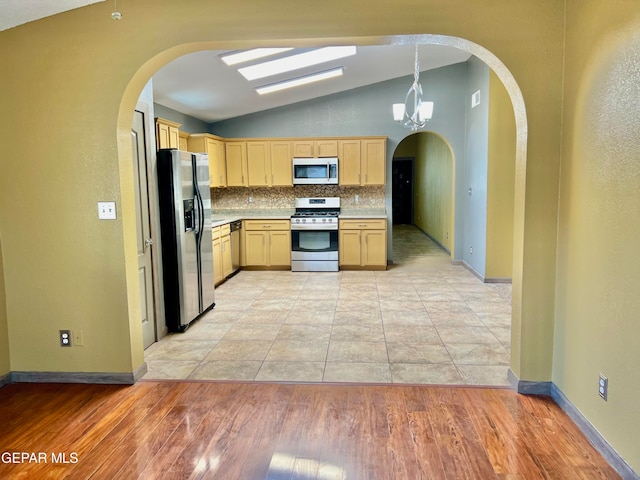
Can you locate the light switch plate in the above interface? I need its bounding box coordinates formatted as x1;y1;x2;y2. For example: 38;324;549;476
97;201;117;220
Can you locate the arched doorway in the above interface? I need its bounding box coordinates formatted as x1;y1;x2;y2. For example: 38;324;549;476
117;34;527;385
392;131;455;256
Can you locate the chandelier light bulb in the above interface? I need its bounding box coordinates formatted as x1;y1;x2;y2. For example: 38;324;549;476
393;45;433;131
111;0;122;20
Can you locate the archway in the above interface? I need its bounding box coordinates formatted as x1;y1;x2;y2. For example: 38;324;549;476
117;34;527;384
391;131;455;256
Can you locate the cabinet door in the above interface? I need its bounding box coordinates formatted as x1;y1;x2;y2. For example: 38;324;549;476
168;126;180;149
270;141;292;186
156;123;170;150
213;238;224;285
339;230;362;266
292;140;314;158
362;138;386;185
338;139;361;185
221;234;233;277
362;230;387;266
178;132;189;151
315;140;338;157
247;141;270;187
269;231;291;266
206;138;226;187
226;141;248;187
245;230;268;266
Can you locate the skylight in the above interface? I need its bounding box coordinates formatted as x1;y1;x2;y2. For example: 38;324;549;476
255;67;344;95
219;48;294;66
237;46;356;81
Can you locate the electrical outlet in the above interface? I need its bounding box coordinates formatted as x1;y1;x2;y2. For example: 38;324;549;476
59;330;72;347
355;194;359;204
248;196;254;204
598;374;608;401
469;246;473;254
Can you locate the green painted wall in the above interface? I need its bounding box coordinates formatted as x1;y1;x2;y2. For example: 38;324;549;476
554;0;640;472
413;133;453;252
486;71;516;280
0;236;9;377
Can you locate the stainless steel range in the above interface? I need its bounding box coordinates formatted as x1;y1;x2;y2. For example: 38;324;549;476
291;197;340;272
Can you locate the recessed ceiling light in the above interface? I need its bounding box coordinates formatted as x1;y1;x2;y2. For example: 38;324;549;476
239;46;356;81
219;48;294;66
255;67;344;95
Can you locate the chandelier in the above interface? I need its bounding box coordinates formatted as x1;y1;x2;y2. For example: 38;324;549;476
392;45;434;131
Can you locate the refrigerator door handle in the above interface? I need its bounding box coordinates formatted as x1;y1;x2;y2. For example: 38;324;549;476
192;199;201;234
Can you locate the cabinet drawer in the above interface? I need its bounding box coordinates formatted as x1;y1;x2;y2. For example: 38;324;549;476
244;219;290;231
220;223;231;236
339;219;387;230
212;226;221;239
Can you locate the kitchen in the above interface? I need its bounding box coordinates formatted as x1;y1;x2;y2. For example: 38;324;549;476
142;45;513;386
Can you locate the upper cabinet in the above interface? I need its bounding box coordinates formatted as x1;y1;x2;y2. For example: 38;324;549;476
188;134;227;188
178;131;189;151
292;139;338;158
246;140;293;187
225;141;248;187
155;118;181;150
176;133;385;187
338;137;386;186
270;140;293;186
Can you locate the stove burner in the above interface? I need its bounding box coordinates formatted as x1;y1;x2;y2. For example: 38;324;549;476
292;210;339;218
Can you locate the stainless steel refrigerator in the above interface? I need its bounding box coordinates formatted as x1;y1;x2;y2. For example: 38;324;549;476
157;149;215;332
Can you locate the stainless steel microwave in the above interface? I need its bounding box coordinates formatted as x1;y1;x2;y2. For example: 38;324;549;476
292;158;338;185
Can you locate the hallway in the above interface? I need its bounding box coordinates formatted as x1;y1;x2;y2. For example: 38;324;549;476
143;225;512;385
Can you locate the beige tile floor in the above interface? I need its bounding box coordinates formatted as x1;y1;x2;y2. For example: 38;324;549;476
143;225;512;386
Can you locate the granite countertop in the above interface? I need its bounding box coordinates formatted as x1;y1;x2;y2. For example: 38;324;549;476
210;209;294;228
211;208;387;228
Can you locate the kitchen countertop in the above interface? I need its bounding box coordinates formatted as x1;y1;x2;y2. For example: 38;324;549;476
210;208;387;228
210;209;294;228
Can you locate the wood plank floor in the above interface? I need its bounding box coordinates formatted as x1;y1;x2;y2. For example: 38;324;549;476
0;381;620;479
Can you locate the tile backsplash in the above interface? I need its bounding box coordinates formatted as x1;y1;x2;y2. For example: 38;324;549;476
211;185;385;210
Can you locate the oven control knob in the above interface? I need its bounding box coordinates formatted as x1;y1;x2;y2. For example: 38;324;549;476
322;218;327;223
312;218;316;223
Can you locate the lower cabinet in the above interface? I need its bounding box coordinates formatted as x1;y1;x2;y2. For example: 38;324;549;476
213;223;232;285
339;218;387;270
242;219;291;268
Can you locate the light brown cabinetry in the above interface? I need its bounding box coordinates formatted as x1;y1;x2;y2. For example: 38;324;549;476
226;141;248;187
247;140;293;187
339;218;387;270
155;118;181;150
242;219;291;268
178;131;189;151
212;226;223;285
212;223;233;285
338;137;386;186
247;141;270;187
188;134;227;187
270;141;293;186
292;139;338;158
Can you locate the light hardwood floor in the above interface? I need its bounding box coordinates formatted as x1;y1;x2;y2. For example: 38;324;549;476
143;225;512;385
0;381;620;479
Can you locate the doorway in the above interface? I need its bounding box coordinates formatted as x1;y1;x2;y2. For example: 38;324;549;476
392;158;414;225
